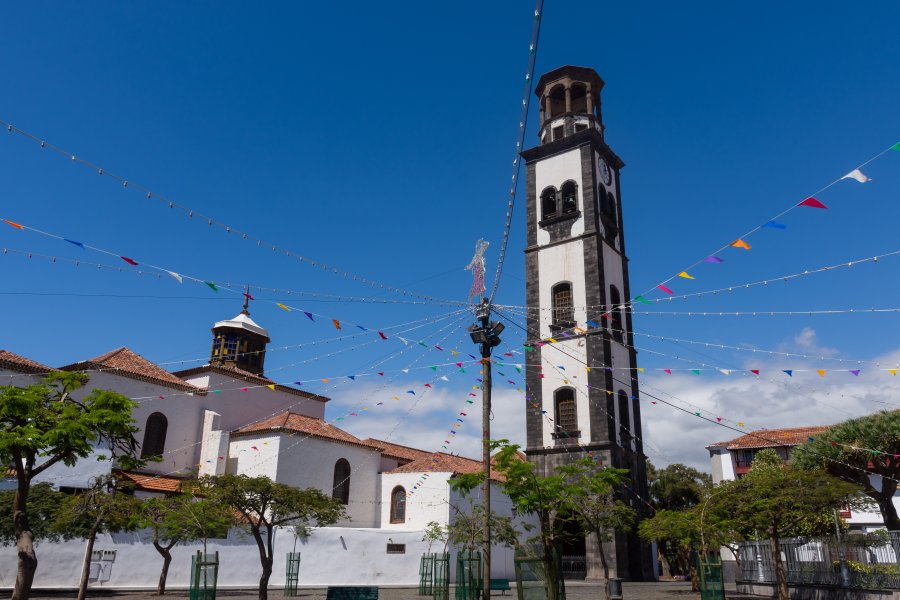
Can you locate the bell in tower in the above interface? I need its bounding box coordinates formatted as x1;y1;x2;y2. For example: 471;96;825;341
209;293;270;375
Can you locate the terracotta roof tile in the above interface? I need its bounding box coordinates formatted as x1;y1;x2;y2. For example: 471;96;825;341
117;470;186;494
61;347;196;392
233;411;376;451
711;425;831;450
363;438;433;462
386;452;506;481
174;364;328;402
0;350;52;375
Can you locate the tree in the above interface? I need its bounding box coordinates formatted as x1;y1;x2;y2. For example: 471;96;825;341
422;521;449;554
0;483;69;546
713;448;862;600
200;474;345;600
446;499;521;552
791;410;900;529
559;459;635;600
647;462;711;511
0;372;144;600
639;509;701;590
138;493;235;595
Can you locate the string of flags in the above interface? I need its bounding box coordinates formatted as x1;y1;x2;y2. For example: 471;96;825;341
0;119;460;306
631;141;900;307
498;246;900;313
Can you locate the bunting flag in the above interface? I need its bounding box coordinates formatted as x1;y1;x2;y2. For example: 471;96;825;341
657;284;674;294
892;142;900;151
799;197;828;209
664;369;671;374
332;319;342;330
586;320;600;327
347;375;356;381
890;369;898;376
64;238;85;249
3;219;24;229
783;370;793;377
763;221;787;230
635;296;651;305
691;369;700;375
406;390;416;395
276;303;291;311
817;369;826;377
730;239;751;250
850;370;860;376
204;281;218;292
677;272;694;280
304;312;314;321
704;256;724;263
120;256;139;266
377;372;384;376
266;384;275;390
243;291;255;301
166;271;183;284
841;169;871;183
751;369;760;375
356;325;368;331
378;331;387;340
240;387;249;392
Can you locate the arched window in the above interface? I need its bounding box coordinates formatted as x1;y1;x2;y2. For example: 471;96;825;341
609;286;624;343
141;412;168;459
554;388;578;438
541;187;558;220
390;486;406;523
570;84;588;113
561;181;577;215
548;85;566;117
332;458;351;505
551;283;575;330
601;190;616;221
617;390;631;441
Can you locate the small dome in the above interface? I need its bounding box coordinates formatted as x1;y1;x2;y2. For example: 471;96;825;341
213;311;270;341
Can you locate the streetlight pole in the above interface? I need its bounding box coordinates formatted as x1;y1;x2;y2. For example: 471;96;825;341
468;298;504;600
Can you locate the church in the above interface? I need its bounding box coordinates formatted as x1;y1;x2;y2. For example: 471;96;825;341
1;65;653;588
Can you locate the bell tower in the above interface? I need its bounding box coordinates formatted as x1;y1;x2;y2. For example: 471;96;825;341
209;294;270;375
521;66;652;580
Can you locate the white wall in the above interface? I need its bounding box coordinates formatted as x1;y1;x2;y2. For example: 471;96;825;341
380;472;450;531
0;527;430;590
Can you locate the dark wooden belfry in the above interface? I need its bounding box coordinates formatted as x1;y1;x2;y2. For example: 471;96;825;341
209;292;271;375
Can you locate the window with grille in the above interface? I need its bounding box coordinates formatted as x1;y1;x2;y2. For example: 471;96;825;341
386;544;406;554
223;335;239;358
332;459;351;505
141;412;168;459
609;286;624;342
561;181;577;214
617;390;631;441
554;388;578;438
541;187;558;220
552;283;575;330
390;486;406;523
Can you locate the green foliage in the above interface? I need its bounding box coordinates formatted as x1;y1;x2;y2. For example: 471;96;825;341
200;474;346;600
422;520;448;553
447;500;520;551
51;479;143;538
791;410;900;528
647;461;712;511
139;493;234;549
0;373;143;476
0;483;69;545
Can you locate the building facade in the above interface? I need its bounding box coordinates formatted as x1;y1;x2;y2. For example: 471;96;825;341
521;65;652;580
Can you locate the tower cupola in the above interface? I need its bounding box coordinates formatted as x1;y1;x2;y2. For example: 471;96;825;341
535;65;604;145
209;294;270;375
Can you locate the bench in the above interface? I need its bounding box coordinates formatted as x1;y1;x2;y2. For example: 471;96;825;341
489;579;511;595
325;586;379;600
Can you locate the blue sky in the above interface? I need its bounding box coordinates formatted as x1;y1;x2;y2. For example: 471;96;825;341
1;1;899;469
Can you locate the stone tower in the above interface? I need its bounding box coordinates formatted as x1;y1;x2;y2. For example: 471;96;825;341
521;65;652;581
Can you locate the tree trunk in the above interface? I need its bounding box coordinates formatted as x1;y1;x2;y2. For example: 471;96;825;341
876;488;900;531
12;477;36;600
77;518;103;600
153;541;175;595
251;525;273;600
769;531;789;600
597;536;610;600
543;538;559;600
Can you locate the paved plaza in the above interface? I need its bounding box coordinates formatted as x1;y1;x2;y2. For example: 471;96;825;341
21;581;763;600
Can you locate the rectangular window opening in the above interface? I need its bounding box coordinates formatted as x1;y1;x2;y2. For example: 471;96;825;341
386;543;406;554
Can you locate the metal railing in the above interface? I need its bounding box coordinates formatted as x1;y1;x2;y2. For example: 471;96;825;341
560;555;586;580
738;532;900;590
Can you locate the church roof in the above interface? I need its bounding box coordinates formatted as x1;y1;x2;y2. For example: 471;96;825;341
116;470;187;494
0;349;52;375
386;452;507;482
706;425;831;451
174;364;329;402
60;347;197;392
363;438;433;463
232;411;377;451
214;311;270;340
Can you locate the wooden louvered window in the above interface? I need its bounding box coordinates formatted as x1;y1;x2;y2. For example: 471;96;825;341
390;486;406;523
554;389;578;438
552;283;575;331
